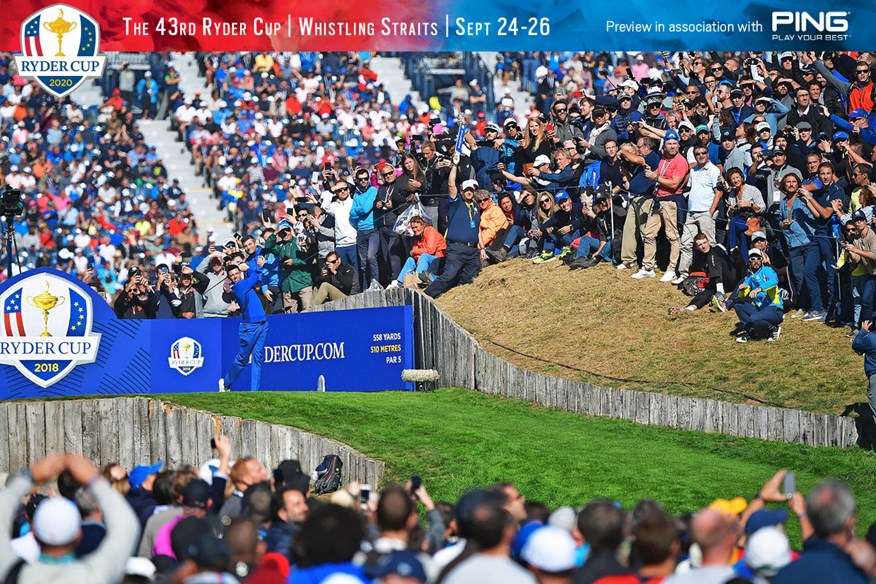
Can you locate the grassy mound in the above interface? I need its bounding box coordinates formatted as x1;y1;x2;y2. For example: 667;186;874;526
435;259;863;415
168;389;876;544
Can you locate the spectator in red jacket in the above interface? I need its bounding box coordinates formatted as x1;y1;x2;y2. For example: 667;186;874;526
390;216;446;289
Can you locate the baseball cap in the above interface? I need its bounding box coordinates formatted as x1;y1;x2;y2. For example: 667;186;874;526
695;125;710;134
130;461;163;489
730;88;745;98
850;108;869;120
189;533;231;571
678;120;696;133
795;121;812;131
521;526;577;572
756;122;771;133
485;122;501;133
32;497;82;545
223;238;238;248
663;129;680;143
720;130;735;141
503;117;519;128
745;526;792;577
751;230;768;242
183;479;211;509
547;506;577;533
852;211;869;223
461;179;479;192
365;550;427;582
833;131;850;141
554;191;570;203
533;155;551;167
709;497;748;515
779;52;795;60
748;249;764;259
745;508;788;537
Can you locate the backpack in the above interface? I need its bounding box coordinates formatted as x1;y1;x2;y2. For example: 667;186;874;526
681;272;709;296
313;454;343;495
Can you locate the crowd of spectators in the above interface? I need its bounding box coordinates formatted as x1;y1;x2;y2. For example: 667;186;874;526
1;447;874;584
4;50;876;339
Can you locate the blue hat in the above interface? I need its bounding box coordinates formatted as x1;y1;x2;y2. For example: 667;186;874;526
276;220;292;232
833;131;850;141
554;191;570;203
851;211;869;223
664;129;681;143
718;79;735;88
850;109;869;120
745;508;788;537
129;462;163;489
365;550;427;582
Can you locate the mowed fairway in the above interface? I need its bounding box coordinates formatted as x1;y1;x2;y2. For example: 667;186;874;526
168;388;876;543
436;260;863;414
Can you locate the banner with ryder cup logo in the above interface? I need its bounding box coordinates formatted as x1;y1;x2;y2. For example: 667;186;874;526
0;268;413;399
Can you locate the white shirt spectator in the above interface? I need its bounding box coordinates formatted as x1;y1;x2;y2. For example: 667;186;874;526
687;161;722;213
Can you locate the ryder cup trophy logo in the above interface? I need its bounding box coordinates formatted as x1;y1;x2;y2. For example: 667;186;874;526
14;4;106;98
0;273;101;387
169;337;205;376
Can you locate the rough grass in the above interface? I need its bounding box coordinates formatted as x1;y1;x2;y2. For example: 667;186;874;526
167;388;876;545
435;260;863;415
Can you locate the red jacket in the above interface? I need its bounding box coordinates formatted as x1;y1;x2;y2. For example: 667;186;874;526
411;226;446;261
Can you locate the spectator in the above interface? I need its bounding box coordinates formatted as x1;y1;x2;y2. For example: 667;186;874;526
729;249;785;343
573;501;629;584
676;146;723;283
312;251;359;304
662;509;737;584
392;216;446;287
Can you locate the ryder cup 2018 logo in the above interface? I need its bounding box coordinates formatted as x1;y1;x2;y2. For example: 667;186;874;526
0;273;101;387
169;337;204;376
13;4;106;99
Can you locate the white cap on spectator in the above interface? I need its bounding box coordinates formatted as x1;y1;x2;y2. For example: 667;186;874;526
522;527;577;572
461;179;478;192
678;121;695;133
547;506;577;533
620;79;639;91
779;52;794;60
10;165;18;172
144;71;152;77
745;526;792;576
261;72;269;78
756;122;771;133
125;557;157;579
469;79;479;87
533;154;551;167
224;167;233;174
536;66;549;80
32;497;81;545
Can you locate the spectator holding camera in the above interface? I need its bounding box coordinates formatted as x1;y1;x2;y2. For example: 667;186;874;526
197;248;232;318
312;251;360;305
113;267;159;319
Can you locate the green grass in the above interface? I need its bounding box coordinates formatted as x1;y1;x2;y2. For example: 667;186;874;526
166;388;876;542
435;259;865;414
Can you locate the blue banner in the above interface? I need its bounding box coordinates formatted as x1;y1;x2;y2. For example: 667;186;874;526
0;268;414;398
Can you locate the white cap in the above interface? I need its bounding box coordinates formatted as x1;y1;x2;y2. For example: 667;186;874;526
469;79;479;87
125;557;157;579
547;506;577;533
32;497;81;546
536;66;549;80
521;526;577;572
533;154;551;167
745;526;792;577
144;71;152;77
461;179;478;192
756;121;771;133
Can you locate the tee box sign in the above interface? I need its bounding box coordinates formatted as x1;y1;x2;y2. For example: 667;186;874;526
0;268;414;397
14;4;106;98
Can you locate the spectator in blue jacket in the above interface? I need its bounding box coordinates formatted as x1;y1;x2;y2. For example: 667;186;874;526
730;248;784;343
349;168;380;291
853;320;876;422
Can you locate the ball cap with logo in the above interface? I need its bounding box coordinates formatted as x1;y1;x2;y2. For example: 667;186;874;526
32;497;82;545
461;179;479;192
366;550;427;582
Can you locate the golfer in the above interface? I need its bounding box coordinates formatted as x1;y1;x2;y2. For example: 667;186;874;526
219;261;269;392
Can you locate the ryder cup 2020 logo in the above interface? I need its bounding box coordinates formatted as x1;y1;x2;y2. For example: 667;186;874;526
0;273;101;387
169;337;204;376
14;4;106;99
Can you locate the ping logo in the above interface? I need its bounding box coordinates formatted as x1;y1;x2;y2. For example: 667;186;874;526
771;11;849;33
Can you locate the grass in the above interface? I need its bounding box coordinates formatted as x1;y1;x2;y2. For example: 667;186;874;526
434;259;863;415
166;388;876;543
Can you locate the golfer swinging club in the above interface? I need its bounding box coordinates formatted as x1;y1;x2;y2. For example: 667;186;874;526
219;259;268;392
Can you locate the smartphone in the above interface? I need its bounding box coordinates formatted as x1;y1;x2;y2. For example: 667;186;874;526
262;210;272;223
210;438;216;450
233;232;241;241
409;475;422;496
359;484;371;505
783;471;796;498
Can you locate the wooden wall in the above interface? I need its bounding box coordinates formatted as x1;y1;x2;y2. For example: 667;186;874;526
311;289;858;448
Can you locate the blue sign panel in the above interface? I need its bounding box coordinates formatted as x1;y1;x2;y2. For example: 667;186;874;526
0;268;414;398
